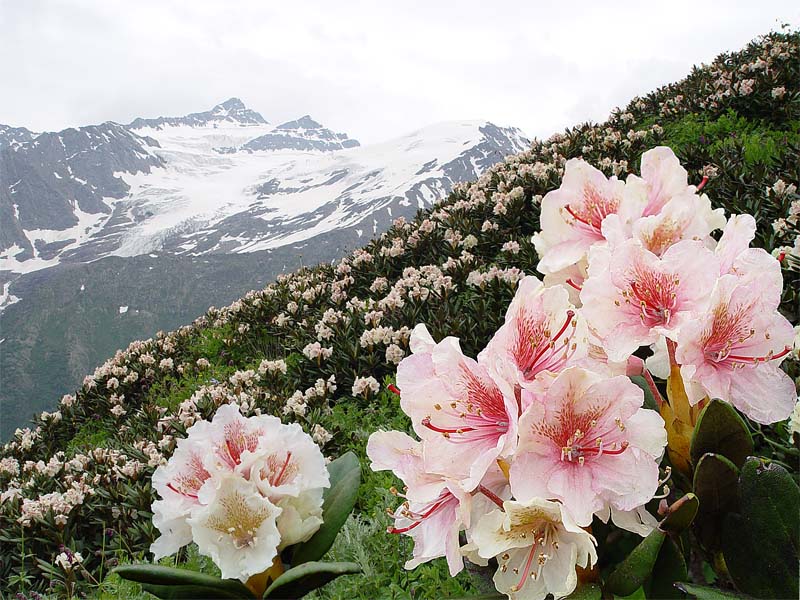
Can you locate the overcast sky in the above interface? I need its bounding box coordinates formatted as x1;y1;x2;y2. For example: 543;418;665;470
1;1;797;144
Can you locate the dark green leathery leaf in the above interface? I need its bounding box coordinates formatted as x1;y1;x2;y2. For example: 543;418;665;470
262;561;361;599
644;537;687;599
605;528;665;596
692;453;740;550
673;582;753;599
689;400;753;469
112;564;255;599
564;582;602;600
721;458;799;598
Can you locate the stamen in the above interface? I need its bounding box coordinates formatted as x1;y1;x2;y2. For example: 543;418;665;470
566;278;583;292
725;346;791;364
478;485;505;509
272;452;292;487
421;417;476;435
387;496;449;534
512;543;539;593
167;482;198;499
564;204;592;227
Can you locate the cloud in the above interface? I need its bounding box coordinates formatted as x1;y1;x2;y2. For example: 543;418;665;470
0;0;797;143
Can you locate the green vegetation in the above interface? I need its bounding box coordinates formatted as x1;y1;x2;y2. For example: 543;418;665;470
1;30;798;599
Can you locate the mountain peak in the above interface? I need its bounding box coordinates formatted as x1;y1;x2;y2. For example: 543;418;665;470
216;97;247;111
276;115;323;130
129;98;267;130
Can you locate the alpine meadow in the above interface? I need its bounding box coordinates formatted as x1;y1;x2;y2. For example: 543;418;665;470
1;29;798;600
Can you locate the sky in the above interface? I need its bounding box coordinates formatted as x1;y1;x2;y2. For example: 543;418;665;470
1;1;798;144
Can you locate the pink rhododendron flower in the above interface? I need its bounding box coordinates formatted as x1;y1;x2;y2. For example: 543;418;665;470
479;276;588;400
580;239;719;362
715;214;783;307
676;274;796;423
541;259;588;306
396;333;519;490
603;193;725;257
625;146;695;217
471;498;597;600
510;367;666;526
534;159;637;274
366;430;471;576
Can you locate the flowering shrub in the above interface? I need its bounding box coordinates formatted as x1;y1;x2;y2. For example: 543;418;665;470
369;148;797;599
116;403;361;597
0;30;797;598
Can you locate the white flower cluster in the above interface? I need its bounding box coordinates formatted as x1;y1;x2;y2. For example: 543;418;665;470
150;403;330;582
55;549;84;572
351;376;381;398
466;266;526;288
303;341;333;361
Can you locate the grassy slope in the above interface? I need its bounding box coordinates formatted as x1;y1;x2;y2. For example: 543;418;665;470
1;31;798;599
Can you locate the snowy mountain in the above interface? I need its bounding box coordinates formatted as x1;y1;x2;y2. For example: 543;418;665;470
0;98;528;436
1;98;529;283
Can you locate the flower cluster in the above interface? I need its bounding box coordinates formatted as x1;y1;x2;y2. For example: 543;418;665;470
369;278;666;599
540;146;796;424
369;147;796;599
150;403;329;582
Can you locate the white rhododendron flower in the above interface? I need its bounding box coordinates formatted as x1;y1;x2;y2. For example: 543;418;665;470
190;474;283;581
472;499;597;600
150;403;329;582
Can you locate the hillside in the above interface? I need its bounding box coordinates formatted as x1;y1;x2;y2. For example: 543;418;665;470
0;31;798;598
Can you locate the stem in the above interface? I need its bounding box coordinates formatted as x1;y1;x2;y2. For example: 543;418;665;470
642;368;665;408
478;485;505;509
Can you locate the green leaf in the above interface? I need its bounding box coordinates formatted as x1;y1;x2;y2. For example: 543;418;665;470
722;458;800;599
112;565;255;599
673;582;752;599
140;583;250;599
262;561;361;599
645;537;687;600
630;375;656;411
690;400;753;469
613;587;646;600
289;451;361;565
693;453;740;550
565;582;602;600
605;528;665;596
658;493;699;533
